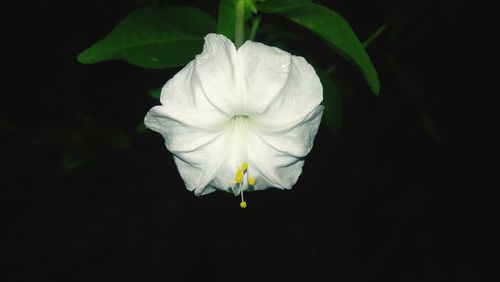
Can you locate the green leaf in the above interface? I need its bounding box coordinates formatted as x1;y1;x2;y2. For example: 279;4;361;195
77;6;216;69
318;70;342;137
216;0;257;41
259;21;307;44
102;128;132;148
148;87;162;99
62;146;90;170
257;0;380;95
385;0;423;41
385;54;441;143
136;122;147;134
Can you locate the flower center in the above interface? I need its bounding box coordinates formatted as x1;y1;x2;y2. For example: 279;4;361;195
229;115;255;208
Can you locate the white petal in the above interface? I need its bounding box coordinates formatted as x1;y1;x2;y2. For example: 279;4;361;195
144;106;241;195
145;34;246;195
144;106;225;194
247;106;323;190
159;33;242;122
237;40;323;120
178;33;242;115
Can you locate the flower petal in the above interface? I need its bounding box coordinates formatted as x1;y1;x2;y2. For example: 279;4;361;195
145;106;234;195
159;33;242;122
145;34;250;195
247;105;323;190
237;40;323;119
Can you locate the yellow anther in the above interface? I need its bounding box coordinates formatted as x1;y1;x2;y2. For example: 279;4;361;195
240;201;247;208
235;168;243;183
248;177;255;186
242;162;248;171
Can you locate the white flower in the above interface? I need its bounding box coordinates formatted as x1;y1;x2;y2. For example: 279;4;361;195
144;34;323;207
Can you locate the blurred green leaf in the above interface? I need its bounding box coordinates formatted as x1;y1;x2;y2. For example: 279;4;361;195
37;114;133;170
259;21;307;45
257;0;380;95
148;87;162;99
78;6;216;69
385;0;423;41
102;128;132;148
136;123;148;134
62;145;90;170
216;0;257;40
318;70;342;137
0;120;24;135
386;54;441;143
421;112;441;143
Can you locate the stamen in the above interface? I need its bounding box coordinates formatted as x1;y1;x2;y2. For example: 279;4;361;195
240;189;246;208
235;167;243;183
231;163;256;208
248;177;255;186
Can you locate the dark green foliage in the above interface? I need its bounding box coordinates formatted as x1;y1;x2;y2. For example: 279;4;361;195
77;6;216;69
257;0;380;94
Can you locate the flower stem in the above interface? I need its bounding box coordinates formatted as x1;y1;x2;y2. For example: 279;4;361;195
249;16;261;41
363;24;387;48
234;0;245;48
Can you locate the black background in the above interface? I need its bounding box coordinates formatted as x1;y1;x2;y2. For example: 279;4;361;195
3;0;477;281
